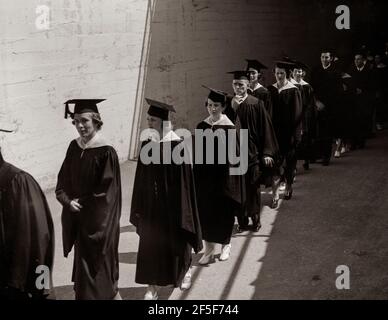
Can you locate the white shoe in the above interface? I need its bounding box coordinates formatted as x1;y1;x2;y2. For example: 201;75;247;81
334;151;340;158
279;182;286;191
340;146;346;154
180;270;192;290
144;285;158;300
219;244;231;261
113;292;122;300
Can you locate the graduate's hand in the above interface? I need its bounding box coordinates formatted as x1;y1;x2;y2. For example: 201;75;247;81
263;157;274;167
70;199;83;212
316;100;325;111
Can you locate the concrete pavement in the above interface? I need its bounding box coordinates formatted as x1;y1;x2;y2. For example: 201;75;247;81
47;130;388;300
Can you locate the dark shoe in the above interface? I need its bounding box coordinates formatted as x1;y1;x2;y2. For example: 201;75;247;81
303;162;310;170
284;188;293;200
251;224;261;232
349;145;356;151
236;226;247;233
271;198;279;209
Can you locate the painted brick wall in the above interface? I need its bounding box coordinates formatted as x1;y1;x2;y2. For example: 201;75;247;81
0;0;150;190
1;0;333;189
137;0;316;137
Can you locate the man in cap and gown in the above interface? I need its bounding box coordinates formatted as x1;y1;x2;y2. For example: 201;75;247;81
246;59;273;116
290;61;317;170
224;71;278;232
267;61;303;207
0;123;54;299
56;99;122;300
347;52;376;149
310;48;343;165
130;99;202;300
373;53;388;130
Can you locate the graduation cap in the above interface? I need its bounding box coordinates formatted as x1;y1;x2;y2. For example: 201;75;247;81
202;85;228;104
292;61;309;71
320;47;336;57
274;60;296;71
341;72;352;79
282;56;297;64
246;59;267;72
354;49;367;59
145;98;176;120
227;70;249;81
64;99;106;119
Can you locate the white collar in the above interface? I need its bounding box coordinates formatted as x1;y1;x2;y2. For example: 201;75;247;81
204;114;234;126
76;133;110;149
249;82;263;91
272;80;297;93
290;78;309;86
160;130;181;143
356;64;365;71
233;93;248;102
322;63;331;70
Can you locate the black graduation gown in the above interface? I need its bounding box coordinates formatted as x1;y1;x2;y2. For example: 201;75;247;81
0;155;54;299
249;85;273;117
336;74;357;140
193;117;244;244
56;138;122;300
348;65;376;138
130;134;202;287
267;82;303;155
224;95;279;212
291;79;317;160
374;65;388;123
310;64;343;140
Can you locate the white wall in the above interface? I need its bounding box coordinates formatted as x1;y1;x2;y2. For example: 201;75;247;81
0;0;150;189
136;0;312;140
1;0;315;189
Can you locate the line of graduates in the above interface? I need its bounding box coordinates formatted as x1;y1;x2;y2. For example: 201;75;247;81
1;45;386;301
131;47;388;300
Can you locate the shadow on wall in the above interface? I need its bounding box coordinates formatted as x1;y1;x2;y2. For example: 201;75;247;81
133;0;388;155
128;0;158;160
135;0;329;151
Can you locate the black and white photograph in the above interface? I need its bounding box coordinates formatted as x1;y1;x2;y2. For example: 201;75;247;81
1;0;388;307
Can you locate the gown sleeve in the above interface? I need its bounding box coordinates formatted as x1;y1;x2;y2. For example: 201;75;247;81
257;104;279;159
85;148;122;274
129;142;147;231
55;143;77;258
6;172;54;296
293;88;304;143
179;160;203;254
55;143;73;208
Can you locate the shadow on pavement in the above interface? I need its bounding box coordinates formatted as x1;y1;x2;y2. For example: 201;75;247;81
120;285;174;300
120;225;136;233
119;252;138;264
52;285;74;300
250;132;388;299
